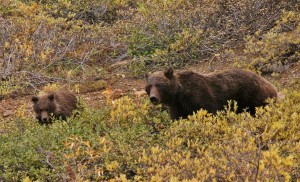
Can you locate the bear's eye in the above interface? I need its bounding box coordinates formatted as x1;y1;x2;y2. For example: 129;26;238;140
146;85;151;93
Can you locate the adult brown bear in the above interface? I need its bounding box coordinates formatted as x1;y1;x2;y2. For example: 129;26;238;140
31;90;77;124
145;68;277;120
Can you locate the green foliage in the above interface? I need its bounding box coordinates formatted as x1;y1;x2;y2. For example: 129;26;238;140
1;91;300;181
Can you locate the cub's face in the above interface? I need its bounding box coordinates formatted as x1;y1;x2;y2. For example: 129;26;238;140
145;68;174;105
31;93;56;124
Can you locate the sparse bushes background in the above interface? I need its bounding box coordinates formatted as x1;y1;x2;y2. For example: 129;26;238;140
1;0;299;93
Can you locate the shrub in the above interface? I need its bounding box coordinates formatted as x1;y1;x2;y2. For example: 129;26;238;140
1;90;300;181
137;92;300;181
1;0;299;84
0;1;127;94
230;11;300;74
109;0;298;77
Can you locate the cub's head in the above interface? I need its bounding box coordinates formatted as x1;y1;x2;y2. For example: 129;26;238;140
31;93;56;124
145;68;176;105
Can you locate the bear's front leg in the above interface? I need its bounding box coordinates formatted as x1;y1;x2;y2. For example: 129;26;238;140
169;106;188;120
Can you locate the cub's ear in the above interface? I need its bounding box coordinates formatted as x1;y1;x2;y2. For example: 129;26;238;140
164;67;173;79
48;94;55;101
32;96;39;103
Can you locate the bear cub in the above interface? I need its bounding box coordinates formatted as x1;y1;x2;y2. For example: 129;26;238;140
32;89;77;124
145;68;277;120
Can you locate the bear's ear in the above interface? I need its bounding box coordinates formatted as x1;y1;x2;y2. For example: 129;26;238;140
164;67;173;79
32;96;39;103
48;94;55;101
145;73;149;79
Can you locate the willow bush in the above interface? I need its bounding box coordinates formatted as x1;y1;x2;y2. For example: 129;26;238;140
230;11;300;74
0;90;299;181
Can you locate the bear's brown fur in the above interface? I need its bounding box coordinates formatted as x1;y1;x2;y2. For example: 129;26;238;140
31;90;77;124
145;68;277;120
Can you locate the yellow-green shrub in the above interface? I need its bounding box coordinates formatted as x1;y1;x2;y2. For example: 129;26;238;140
232;11;300;74
136;92;300;181
0;1;126;95
1;89;300;181
112;0;297;76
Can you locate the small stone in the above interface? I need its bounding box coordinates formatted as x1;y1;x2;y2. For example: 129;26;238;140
3;110;13;117
79;80;108;93
111;89;123;99
277;92;285;100
102;88;123;100
110;60;129;69
134;90;147;98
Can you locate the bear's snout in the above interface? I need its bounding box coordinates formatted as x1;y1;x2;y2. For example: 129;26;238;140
41;111;49;123
150;96;159;105
42;117;48;123
149;86;160;105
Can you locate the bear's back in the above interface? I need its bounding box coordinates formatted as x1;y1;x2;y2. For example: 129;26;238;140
175;69;277;115
54;90;77;116
208;69;277;114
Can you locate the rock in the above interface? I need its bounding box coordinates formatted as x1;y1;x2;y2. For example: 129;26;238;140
79;80;108;93
102;88;123;100
134;90;147;98
111;89;123;99
277;92;286;100
3;110;13;117
110;60;129;69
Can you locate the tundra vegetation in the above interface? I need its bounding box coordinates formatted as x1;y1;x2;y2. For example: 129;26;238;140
0;0;299;181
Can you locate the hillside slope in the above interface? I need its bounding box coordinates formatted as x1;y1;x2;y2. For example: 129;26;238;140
0;0;299;181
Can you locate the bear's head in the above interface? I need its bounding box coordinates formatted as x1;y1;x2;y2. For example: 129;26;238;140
31;93;56;124
145;68;178;105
